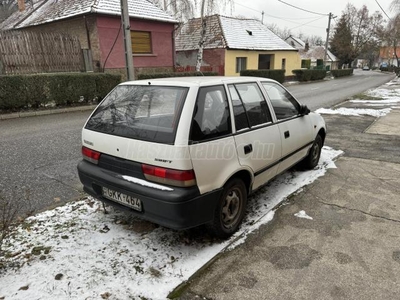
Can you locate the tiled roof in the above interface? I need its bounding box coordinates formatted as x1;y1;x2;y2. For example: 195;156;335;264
285;36;338;62
175;15;226;51
286;36;306;49
299;46;339;62
176;15;295;52
0;0;177;30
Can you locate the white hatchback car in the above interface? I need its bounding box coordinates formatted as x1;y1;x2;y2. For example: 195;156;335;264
78;76;326;238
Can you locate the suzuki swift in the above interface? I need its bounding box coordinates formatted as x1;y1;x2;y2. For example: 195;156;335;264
77;76;326;238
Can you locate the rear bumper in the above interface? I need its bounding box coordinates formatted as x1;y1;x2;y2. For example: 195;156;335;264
77;160;222;230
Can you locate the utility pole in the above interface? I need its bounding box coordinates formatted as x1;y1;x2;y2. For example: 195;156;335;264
324;13;334;68
121;0;135;80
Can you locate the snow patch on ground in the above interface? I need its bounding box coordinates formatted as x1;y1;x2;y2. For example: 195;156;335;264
316;107;391;117
294;210;313;220
350;99;400;104
0;147;342;300
366;88;400;99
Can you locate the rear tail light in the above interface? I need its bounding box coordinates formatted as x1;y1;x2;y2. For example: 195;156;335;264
142;164;196;187
82;146;101;164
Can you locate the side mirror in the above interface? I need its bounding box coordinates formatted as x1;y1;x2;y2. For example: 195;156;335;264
299;104;310;116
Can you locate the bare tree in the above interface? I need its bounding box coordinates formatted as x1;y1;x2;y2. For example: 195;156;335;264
0;191;24;253
381;13;400;66
195;0;233;71
266;23;292;40
345;4;384;60
391;0;400;11
151;0;195;22
331;4;384;67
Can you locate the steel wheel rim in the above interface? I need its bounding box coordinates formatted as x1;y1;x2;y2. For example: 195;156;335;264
311;141;320;165
221;187;242;229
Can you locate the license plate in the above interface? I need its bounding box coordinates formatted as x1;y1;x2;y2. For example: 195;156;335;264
102;187;142;211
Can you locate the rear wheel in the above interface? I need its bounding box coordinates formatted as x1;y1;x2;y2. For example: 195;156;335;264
301;134;323;169
207;178;247;239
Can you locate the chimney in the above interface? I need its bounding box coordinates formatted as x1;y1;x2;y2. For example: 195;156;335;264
17;0;26;12
305;41;310;52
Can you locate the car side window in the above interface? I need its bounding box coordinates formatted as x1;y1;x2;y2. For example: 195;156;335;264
190;85;232;142
233;83;272;127
228;85;249;131
262;82;300;120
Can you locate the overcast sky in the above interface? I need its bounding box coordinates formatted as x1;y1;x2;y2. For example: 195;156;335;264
219;0;393;38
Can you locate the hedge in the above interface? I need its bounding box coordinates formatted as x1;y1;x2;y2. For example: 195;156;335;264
0;73;121;111
292;69;327;81
240;69;285;83
383;66;400;74
330;68;354;78
137;71;218;80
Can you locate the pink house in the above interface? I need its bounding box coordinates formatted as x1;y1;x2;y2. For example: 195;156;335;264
0;0;178;77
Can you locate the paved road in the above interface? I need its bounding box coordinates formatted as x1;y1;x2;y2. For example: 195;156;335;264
0;70;395;215
0;111;91;215
286;69;395;110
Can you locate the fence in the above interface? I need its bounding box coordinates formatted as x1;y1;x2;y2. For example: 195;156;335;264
175;65;224;75
0;30;84;75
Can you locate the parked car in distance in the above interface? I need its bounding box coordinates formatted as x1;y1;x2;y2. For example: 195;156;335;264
77;77;326;238
380;63;388;72
362;66;370;71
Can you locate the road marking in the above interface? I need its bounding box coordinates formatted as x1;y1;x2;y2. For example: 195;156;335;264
311;87;319;90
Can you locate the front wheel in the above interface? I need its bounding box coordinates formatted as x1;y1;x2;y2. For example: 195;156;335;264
207;178;247;239
301;134;323;169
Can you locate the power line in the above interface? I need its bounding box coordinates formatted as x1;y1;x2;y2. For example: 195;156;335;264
277;0;328;16
289;15;326;30
234;2;318;20
374;0;391;20
285;17;326;29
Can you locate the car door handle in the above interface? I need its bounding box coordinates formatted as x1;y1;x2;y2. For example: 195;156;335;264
284;131;290;139
244;144;253;154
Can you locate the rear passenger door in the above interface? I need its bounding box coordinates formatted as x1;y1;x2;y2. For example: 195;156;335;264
189;85;241;194
228;82;282;190
261;82;314;173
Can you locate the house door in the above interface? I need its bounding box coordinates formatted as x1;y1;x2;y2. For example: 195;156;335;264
258;54;273;70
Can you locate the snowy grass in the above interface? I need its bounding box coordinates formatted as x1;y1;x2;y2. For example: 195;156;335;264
0;147;342;300
316;107;391;117
316;86;400;117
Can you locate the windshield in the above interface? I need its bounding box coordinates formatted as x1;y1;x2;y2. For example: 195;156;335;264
85;85;189;144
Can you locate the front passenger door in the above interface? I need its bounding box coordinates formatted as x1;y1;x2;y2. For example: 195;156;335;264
229;83;282;190
261;82;314;173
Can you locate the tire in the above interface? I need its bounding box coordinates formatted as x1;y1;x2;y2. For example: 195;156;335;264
207;178;247;239
301;134;323;170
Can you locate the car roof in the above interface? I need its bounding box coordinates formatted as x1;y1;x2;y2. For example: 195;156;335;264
120;76;276;87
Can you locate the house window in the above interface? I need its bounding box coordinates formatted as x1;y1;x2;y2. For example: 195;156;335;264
301;59;311;69
236;57;247;73
131;31;152;54
281;58;286;70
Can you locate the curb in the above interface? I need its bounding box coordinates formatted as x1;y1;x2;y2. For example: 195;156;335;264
0;105;97;120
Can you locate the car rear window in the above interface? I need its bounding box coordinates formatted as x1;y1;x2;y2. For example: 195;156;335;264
85;85;188;144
